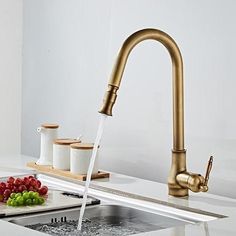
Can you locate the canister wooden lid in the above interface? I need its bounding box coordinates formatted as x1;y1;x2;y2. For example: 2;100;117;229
54;139;81;145
70;143;99;150
42;123;59;129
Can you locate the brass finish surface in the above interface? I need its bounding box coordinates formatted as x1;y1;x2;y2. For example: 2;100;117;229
168;150;188;197
99;85;118;116
99;28;213;197
99;28;184;151
203;156;213;187
177;173;205;193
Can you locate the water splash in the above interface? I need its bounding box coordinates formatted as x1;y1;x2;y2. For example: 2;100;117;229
27;218;145;236
77;114;108;230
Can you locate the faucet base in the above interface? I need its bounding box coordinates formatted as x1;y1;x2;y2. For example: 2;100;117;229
168;187;188;197
168;149;188;197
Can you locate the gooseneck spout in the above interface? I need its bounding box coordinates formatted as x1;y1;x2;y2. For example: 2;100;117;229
100;29;184;151
99;28;213;197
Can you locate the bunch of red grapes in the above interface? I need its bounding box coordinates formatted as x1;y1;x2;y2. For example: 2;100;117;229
0;176;48;203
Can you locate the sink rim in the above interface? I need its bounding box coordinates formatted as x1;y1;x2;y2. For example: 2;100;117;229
37;174;226;223
4;202;220;225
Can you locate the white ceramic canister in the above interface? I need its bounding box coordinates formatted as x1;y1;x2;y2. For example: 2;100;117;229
53;139;81;170
70;143;99;175
36;123;59;165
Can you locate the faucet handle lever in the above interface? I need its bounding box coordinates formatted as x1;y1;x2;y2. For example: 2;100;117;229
204;156;213;186
200;156;213;192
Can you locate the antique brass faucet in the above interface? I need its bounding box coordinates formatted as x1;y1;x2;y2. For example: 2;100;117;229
99;28;213;197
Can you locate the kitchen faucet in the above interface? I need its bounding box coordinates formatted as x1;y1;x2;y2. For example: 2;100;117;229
99;28;213;197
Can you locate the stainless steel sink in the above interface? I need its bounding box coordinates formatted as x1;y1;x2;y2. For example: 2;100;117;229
2;174;223;235
6;204;199;235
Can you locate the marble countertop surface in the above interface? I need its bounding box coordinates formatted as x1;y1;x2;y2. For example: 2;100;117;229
0;155;236;235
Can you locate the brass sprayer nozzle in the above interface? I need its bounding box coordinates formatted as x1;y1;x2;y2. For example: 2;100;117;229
99;85;119;116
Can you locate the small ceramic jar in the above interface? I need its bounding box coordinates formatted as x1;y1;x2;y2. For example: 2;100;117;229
37;123;59;165
70;143;99;175
53;139;81;170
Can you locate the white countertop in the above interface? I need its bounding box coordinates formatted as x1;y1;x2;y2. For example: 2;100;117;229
0;155;236;235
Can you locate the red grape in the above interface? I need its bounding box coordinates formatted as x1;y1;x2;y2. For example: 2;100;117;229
36;180;41;188
14;178;22;186
28;186;34;192
3;189;11;198
39;186;48;195
7;177;15;184
13;186;18;193
0;194;3;202
23;177;30;185
18;185;27;193
30;178;37;188
0;182;6;190
6;183;14;190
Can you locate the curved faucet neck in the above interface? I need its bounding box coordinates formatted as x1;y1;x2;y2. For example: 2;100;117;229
100;28;185;151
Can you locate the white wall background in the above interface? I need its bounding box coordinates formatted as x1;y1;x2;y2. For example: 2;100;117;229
22;0;236;198
0;0;22;155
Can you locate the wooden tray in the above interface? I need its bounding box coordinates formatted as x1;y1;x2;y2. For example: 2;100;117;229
27;162;110;181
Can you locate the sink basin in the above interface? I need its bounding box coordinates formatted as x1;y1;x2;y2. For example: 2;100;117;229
6;204;213;235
